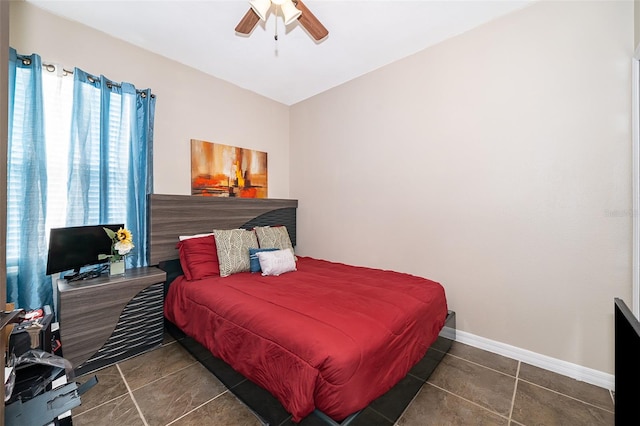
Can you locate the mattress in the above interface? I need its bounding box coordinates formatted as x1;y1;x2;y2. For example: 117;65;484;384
164;256;447;422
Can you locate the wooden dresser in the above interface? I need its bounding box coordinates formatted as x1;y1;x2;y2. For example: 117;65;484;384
57;266;166;375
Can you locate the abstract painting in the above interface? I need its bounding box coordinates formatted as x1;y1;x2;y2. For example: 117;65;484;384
190;139;268;198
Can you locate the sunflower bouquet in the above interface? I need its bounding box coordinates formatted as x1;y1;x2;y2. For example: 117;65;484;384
98;227;134;262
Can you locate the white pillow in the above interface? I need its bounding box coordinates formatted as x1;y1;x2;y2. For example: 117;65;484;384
179;232;214;241
256;249;297;276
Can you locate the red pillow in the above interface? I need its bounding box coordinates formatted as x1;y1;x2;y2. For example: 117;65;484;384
176;235;219;280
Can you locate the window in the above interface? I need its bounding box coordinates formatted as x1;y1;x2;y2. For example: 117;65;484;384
7;49;155;311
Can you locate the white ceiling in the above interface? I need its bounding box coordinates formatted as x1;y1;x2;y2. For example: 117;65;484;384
25;0;535;105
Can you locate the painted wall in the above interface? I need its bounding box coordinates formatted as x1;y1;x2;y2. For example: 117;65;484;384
9;1;290;198
290;0;633;375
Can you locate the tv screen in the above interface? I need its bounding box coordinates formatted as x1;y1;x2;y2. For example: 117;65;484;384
46;224;124;277
614;297;640;426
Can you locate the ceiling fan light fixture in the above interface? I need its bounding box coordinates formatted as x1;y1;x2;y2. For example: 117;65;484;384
249;0;271;21
280;0;302;25
237;0;328;41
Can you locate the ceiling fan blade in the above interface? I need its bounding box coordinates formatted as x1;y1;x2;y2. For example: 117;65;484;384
235;8;260;34
295;0;328;41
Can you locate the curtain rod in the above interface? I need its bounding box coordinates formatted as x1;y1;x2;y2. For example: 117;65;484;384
16;54;155;99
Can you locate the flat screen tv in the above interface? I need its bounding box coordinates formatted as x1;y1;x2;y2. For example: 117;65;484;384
614;297;640;426
46;224;124;279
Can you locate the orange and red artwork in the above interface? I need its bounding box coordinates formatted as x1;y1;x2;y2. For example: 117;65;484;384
190;139;268;198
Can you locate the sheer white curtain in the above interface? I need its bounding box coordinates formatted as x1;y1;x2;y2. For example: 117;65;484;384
42;67;74;237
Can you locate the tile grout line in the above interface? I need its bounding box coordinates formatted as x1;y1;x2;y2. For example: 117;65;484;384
425;382;511;422
508;361;521;423
445;352;518;379
162;339;178;347
396;350;516;424
70;363;163;419
516;378;615;415
447;349;615;415
127;359;199;392
117;363;150;426
164;390;230;426
70;374;129;417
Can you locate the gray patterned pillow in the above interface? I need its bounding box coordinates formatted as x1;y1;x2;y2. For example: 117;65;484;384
254;226;294;251
213;229;259;277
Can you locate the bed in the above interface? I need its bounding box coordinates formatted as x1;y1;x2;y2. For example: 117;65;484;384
149;194;454;425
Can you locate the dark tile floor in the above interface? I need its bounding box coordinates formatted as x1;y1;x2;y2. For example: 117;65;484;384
69;332;615;426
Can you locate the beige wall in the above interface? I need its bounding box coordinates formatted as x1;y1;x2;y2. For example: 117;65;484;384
290;0;633;375
9;1;290;198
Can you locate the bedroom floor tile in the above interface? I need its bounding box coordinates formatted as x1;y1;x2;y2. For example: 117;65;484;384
168;391;262;426
133;362;227;426
72;393;145;426
511;380;614;426
72;329;615;426
72;364;128;415
447;341;519;377
426;353;516;417
118;341;196;390
518;362;614;411
397;382;509;426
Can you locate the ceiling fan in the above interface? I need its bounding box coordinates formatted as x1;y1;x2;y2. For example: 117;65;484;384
235;0;329;41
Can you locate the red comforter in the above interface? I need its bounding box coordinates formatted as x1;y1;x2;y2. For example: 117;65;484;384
164;256;447;422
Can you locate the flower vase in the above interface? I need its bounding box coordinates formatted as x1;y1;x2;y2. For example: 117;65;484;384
109;259;126;276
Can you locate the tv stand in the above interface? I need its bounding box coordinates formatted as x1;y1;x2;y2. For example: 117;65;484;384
57;266;166;376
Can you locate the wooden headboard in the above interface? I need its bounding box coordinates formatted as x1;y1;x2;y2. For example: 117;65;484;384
148;194;298;265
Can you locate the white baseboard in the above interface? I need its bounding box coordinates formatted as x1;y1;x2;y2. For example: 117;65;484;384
454;330;615;391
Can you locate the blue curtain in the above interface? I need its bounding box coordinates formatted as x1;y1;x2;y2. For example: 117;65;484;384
6;48;53;310
67;69;155;268
131;86;155;268
7;50;155;311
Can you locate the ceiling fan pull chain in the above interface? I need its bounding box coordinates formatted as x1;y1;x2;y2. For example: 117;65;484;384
274;5;279;41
